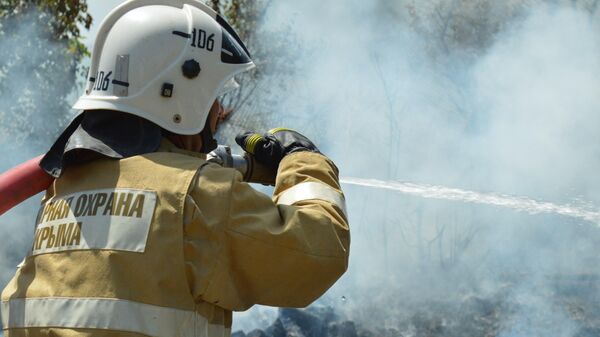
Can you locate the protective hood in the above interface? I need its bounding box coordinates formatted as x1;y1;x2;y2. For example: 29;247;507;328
41;110;162;177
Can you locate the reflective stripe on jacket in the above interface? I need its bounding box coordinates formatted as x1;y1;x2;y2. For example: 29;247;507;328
1;140;350;336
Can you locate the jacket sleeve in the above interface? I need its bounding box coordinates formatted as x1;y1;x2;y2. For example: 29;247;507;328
183;151;349;311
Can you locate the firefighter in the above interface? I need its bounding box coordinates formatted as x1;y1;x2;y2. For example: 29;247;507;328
1;1;349;336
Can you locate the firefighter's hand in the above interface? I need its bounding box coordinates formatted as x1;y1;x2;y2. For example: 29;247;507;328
235;128;320;169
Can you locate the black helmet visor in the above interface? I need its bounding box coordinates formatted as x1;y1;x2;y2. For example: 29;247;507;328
217;15;252;65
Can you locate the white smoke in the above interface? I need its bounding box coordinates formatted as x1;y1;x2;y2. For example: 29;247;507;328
2;1;600;336
0;11;74;289
232;1;600;335
0;10;73;336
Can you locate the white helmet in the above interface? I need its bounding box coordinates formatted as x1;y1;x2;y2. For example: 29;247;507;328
73;0;254;135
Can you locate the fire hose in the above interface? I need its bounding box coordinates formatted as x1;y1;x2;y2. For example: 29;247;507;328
0;146;273;216
0;155;54;216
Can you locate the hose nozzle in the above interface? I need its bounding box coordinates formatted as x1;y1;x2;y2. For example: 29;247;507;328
207;145;276;186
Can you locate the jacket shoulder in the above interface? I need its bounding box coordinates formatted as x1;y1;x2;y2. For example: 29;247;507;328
122;151;207;173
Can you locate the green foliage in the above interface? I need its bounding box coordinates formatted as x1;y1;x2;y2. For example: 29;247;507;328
0;0;92;147
0;0;92;41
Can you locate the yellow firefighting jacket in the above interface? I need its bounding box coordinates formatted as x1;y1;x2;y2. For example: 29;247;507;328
1;140;349;337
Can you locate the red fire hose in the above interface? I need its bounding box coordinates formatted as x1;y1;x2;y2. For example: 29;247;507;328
0;155;54;216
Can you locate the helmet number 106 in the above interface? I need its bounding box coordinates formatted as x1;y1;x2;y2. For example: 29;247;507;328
92;71;112;91
191;28;214;51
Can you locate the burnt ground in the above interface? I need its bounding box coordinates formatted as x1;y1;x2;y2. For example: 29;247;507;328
232;275;600;337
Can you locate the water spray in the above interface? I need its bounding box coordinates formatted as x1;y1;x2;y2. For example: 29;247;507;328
340;177;600;224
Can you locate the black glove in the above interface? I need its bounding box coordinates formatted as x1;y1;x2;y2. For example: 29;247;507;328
235;128;320;169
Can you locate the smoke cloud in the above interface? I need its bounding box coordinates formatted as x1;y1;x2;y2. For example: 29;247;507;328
231;1;600;335
0;9;80;336
0;10;77;289
1;1;600;336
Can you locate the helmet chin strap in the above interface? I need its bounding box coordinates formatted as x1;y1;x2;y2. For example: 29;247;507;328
200;120;218;153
